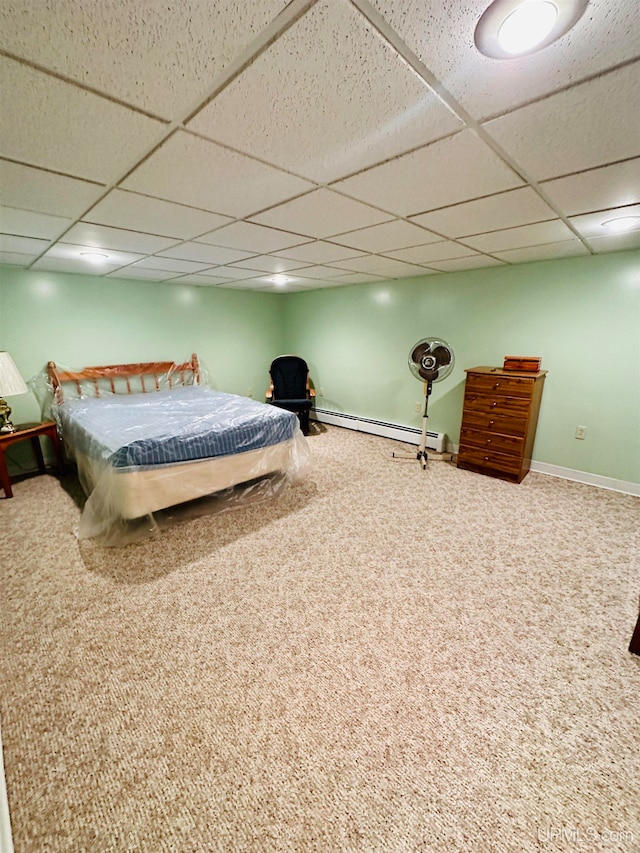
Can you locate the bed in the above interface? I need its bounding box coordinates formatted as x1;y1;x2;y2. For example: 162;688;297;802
47;354;310;544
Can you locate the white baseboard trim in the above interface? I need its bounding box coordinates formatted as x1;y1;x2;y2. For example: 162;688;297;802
529;461;640;497
312;411;640;496
0;719;14;853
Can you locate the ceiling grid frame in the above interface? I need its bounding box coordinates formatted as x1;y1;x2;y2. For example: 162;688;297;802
0;0;637;289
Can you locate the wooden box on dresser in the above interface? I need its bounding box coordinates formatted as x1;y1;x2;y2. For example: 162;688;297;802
457;366;547;484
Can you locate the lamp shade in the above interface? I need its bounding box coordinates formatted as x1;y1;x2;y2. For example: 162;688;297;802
0;352;29;396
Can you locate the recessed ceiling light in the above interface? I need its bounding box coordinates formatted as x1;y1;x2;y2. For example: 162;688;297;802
475;0;588;60
498;1;557;53
79;251;110;263
601;216;640;233
270;274;291;285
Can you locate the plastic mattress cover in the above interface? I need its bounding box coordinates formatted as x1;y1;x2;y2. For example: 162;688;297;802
34;365;311;546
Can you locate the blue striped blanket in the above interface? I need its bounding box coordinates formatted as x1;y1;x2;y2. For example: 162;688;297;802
57;385;297;470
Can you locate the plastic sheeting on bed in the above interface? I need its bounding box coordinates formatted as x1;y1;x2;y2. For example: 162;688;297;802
35;365;311;546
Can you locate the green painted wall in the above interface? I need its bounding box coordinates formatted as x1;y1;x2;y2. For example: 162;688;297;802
0;268;284;469
2;251;639;484
282;251;640;484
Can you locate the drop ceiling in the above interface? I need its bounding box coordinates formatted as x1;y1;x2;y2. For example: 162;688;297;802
0;0;638;293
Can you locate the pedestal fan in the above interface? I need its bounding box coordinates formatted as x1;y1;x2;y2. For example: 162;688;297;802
393;337;455;469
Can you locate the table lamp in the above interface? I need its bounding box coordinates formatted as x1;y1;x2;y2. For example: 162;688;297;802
0;352;29;433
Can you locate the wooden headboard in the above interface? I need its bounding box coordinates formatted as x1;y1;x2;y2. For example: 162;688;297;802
48;353;201;404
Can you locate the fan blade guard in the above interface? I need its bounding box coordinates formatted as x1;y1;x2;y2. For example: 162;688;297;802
408;337;454;383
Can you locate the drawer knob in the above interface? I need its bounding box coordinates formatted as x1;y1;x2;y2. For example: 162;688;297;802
489;420;494;425
486;438;492;444
491;402;497;407
493;382;500;389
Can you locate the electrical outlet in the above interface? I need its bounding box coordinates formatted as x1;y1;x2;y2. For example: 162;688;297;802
575;425;587;440
319;387;325;397
247;387;253;398
415;402;422;413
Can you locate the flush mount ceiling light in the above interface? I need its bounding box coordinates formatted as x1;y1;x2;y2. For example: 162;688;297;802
601;215;640;233
270;274;291;285
475;0;589;59
79;251;110;263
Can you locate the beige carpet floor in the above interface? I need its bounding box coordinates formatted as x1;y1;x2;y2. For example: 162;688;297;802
1;425;639;852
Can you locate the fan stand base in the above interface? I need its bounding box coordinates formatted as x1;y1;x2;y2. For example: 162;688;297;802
392;447;428;468
392;447;453;466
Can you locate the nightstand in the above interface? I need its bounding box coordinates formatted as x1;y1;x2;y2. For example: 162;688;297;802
0;421;64;498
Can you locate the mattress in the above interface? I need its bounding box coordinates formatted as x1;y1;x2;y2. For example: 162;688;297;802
57;385;298;469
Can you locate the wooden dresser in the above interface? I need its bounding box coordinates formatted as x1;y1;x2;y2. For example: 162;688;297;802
457;366;547;483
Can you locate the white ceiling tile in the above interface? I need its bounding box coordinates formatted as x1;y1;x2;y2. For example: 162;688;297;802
429;256;506;272
302;282;342;290
45;243;144;265
251;188;393;238
586;230;640;253
368;0;640;120
206;266;261;281
332;272;396;284
157;242;253;265
296;265;351;279
122;131;314;219
331;219;440;252
63;223;178;254
485;63;640;182
169;274;238;286
569;204;640;239
132;257;213;274
31;257;123;274
84;190;233;239
0;251;37;266
492;241;590;264
196;221;308;254
185;266;251;281
0;161;103;219
384;241;476;264
0;57;166;183
327;255;391;274
276;241;365;264
367;261;433;278
541;159;640;217
0;234;50;254
230;256;309;274
249;274;307;288
0;0;290;118
410;187;557;238
0;207;72;240
334;130;522;216
462;220;578;253
331;255;428;276
189;0;462;183
216;279;272;291
105;267;181;281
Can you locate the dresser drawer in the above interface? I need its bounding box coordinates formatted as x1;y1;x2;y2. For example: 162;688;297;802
461;410;528;437
457;446;523;476
465;372;535;398
460;428;524;457
462;392;531;417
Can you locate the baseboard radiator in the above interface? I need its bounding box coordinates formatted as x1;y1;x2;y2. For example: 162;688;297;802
311;408;446;453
